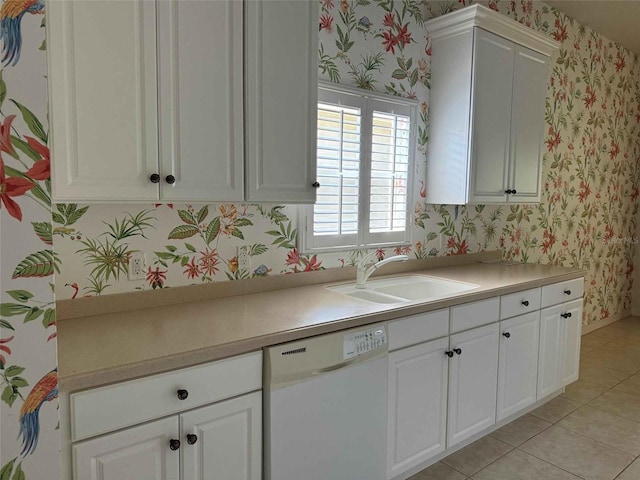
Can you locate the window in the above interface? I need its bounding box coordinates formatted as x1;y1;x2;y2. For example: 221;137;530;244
301;83;417;252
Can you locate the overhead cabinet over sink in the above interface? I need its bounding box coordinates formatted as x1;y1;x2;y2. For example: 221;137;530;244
47;0;318;203
425;5;559;205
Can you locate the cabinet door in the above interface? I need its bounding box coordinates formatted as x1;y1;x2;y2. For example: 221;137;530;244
537;305;565;399
509;45;549;202
245;0;318;203
562;299;583;386
73;417;179;480
157;0;243;201
468;29;514;204
497;312;540;421
388;338;448;478
447;323;499;448
181;391;261;480
48;0;159;202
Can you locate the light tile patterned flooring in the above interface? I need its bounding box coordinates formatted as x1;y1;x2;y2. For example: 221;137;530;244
409;316;640;480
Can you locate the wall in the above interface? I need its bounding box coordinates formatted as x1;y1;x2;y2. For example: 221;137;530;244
52;0;640;330
0;1;60;478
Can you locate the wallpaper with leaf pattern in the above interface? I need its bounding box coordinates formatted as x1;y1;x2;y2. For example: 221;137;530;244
0;0;60;478
53;0;640;333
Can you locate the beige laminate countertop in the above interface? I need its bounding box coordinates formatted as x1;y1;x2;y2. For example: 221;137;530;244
58;260;585;392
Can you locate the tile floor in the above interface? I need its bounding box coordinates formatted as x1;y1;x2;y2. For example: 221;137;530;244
409;316;640;480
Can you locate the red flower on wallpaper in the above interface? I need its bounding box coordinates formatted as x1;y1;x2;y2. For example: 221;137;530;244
146;266;167;289
183;257;200;279
583;85;597;109
578;181;591;203
382;30;398;54
0;335;14;367
285;248;301;266
0;153;34;221
383;12;394;28
552;19;568;42
0;114;17;157
300;255;323;272
198;248;220;276
24;136;50;180
320;13;333;33
545;126;561;151
396;23;411;49
375;248;385;261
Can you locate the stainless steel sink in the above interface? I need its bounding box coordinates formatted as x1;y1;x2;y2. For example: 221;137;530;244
327;275;479;304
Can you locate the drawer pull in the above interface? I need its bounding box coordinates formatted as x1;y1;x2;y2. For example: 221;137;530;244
453;348;462;355
169;439;181;451
186;434;198;445
564;289;571;295
445;351;454;358
149;173;160;183
521;300;529;306
561;312;572;319
177;389;189;400
502;332;511;338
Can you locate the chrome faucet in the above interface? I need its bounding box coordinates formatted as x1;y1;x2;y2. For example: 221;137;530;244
355;253;409;289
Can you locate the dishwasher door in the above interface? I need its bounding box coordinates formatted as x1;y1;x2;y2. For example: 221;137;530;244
264;324;388;480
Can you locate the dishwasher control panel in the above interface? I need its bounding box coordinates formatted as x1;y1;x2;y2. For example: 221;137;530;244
343;326;387;360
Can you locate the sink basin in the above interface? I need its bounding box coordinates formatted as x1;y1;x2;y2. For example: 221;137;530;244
328;275;479;304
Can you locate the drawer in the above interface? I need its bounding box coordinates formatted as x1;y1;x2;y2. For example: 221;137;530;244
500;288;541;320
70;351;262;441
541;278;584;308
388;309;449;351
451;297;499;333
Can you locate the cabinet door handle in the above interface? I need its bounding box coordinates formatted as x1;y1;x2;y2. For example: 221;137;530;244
177;389;189;400
512;189;517;194
165;174;176;185
169;439;181;451
561;312;572;319
503;332;511;338
312;181;321;188
564;289;571;295
445;350;454;358
186;434;198;445
453;348;462;355
521;300;529;306
149;173;160;184
504;189;512;194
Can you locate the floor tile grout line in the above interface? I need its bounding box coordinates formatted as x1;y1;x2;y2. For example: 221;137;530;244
512;446;588;480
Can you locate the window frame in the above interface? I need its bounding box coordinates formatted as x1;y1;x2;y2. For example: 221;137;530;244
300;82;418;254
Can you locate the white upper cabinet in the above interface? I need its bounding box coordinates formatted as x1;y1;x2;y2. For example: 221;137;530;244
156;0;244;202
48;0;159;202
48;0;317;203
425;4;558;205
245;0;318;203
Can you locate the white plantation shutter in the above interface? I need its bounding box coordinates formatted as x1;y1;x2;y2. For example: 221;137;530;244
366;100;412;245
303;84;416;252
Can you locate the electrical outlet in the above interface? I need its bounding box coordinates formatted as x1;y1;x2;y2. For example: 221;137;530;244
129;253;146;281
237;245;250;271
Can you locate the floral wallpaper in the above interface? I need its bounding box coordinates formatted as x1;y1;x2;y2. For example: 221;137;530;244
52;0;640;332
0;0;60;478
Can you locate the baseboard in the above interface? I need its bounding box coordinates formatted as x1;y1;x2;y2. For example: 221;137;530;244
582;310;632;335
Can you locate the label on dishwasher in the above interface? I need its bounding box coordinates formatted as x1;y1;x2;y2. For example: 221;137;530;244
343;326;387;360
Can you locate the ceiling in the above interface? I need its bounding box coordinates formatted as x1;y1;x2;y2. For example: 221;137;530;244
544;0;640;55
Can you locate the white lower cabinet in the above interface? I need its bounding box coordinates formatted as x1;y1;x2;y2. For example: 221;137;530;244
497;312;540;421
562;299;583;385
447;323;499;448
73;417;180;480
387;337;449;478
537;305;565;399
182;392;262;480
70;353;262;480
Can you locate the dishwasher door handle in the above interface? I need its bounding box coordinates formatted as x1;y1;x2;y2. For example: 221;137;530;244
311;357;358;375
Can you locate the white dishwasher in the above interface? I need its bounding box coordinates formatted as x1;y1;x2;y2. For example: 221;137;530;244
264;324;388;480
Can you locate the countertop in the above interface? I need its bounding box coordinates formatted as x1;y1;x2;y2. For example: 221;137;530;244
57;256;585;392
